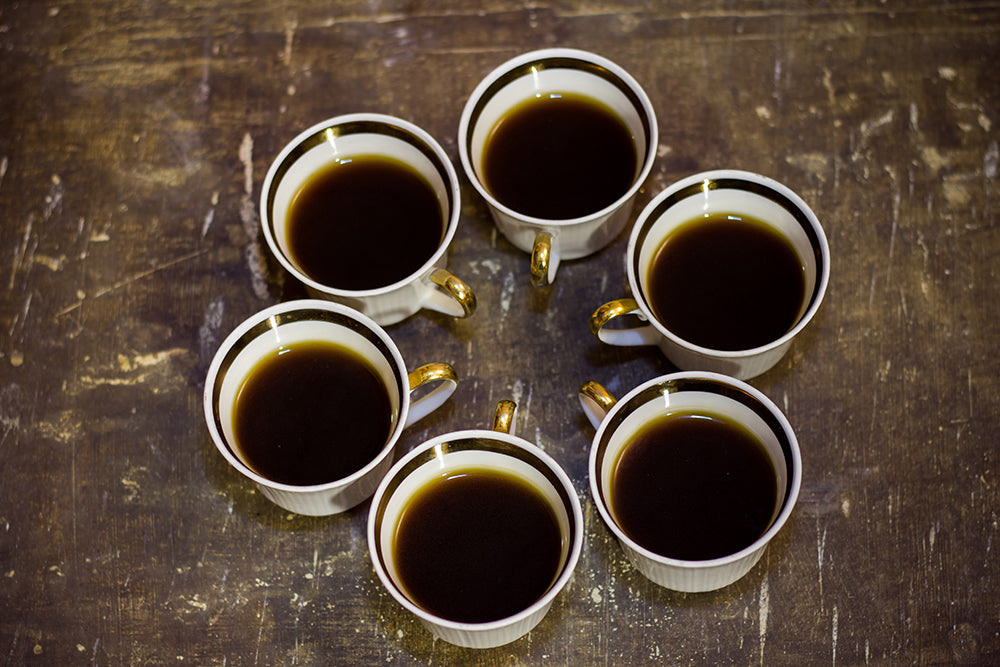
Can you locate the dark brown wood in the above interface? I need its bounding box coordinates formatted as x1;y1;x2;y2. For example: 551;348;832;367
1;1;998;664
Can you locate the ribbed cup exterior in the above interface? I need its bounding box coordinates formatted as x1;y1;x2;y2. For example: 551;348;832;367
587;372;802;593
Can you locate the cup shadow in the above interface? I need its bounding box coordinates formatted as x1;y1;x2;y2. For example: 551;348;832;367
197;428;358;533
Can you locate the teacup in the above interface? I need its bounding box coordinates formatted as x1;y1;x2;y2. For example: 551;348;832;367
458;48;658;287
260;113;476;325
368;400;584;648
579;372;802;592
203;299;458;516
590;169;830;380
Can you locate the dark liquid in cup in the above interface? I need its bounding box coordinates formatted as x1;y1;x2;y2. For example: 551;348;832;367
646;212;806;351
393;467;563;623
232;340;393;486
610;412;778;561
286;155;444;290
482;92;637;220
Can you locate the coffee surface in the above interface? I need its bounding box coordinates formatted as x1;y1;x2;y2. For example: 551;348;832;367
286;154;444;290
393;467;563;623
646;212;806;351
610;411;778;561
232;340;393;486
482;92;637;220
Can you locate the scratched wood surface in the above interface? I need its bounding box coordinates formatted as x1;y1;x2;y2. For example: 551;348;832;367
1;1;998;664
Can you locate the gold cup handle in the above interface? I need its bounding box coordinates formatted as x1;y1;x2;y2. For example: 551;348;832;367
589;298;660;347
405;362;459;427
578;381;618;430
530;231;559;288
428;268;477;318
491;399;517;435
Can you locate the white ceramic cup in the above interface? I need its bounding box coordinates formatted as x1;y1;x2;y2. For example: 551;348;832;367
590;169;830;380
368;400;584;648
260;114;476;325
579;372;801;593
203;299;458;516
458;48;658;287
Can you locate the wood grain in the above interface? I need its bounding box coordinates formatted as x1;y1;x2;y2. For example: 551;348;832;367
1;1;997;664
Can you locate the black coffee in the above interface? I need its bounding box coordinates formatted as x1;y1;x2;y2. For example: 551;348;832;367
482;92;637;220
232;340;393;486
286;155;444;290
646;212;806;351
610;412;778;561
393;467;563;623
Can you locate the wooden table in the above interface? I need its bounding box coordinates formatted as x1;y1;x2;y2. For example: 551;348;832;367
2;2;997;664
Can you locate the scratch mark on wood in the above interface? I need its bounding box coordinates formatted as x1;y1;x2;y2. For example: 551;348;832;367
868;262;878;309
56;248;209;317
832;605;839;665
238;133;270;300
498;271;515;323
853;109;895;164
985;140;998;180
282;19;297;65
887;167;899;262
967;369;974;418
817;521;827;604
255;586;270;665
758;575;769;666
0;385;23;449
43;174;63;220
0;156;7;189
202;190;220;238
9;215;34;290
199;295;226;363
822;68;835;105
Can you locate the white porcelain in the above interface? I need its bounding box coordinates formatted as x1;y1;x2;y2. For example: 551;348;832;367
458;48;658;286
590;169;830;380
579;372;802;592
204;299;458;516
260;114;476;325
368;402;584;648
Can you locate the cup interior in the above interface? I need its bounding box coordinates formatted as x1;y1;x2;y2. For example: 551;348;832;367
209;309;405;484
591;376;799;559
263;119;457;288
371;436;580;622
635;184;821;329
463;57;654;211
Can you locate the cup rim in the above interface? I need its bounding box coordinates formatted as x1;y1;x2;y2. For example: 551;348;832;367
259;113;461;297
367;428;585;633
587;371;803;570
202;299;411;493
625;168;831;359
457;47;659;228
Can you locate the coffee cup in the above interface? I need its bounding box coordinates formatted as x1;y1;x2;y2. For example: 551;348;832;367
590;169;830;379
368;400;584;648
579;372;801;592
260;114;476;325
203;299;459;516
458;48;658;287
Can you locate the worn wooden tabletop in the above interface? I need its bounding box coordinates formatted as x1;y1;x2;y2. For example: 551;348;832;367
2;1;998;664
